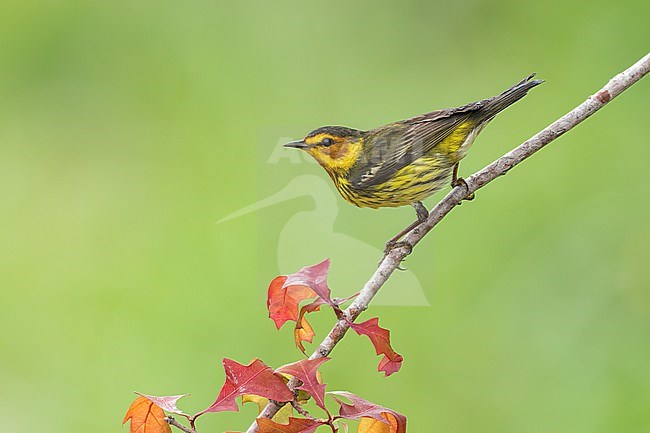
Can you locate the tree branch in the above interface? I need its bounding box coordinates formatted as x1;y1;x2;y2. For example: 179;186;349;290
166;417;197;433
245;52;649;433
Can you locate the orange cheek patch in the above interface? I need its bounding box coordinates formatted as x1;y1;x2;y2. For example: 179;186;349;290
307;139;362;174
324;143;347;160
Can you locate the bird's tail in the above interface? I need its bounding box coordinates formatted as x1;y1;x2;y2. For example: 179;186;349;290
478;74;544;121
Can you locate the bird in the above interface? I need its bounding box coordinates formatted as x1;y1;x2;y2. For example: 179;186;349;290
284;74;543;248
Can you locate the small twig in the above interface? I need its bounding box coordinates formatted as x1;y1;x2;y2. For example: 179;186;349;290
290;400;319;421
342;292;361;302
165;416;197;433
245;53;650;433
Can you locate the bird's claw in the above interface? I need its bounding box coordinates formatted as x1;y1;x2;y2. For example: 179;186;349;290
379;240;412;269
452;177;475;202
383;240;413;256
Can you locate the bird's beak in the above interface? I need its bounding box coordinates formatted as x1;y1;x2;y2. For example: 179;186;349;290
283;139;308;149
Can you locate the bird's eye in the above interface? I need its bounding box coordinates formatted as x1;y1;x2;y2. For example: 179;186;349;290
321;138;333;147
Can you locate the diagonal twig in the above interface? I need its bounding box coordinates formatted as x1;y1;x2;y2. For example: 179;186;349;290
289;400;319;421
245;52;650;433
166;416;197;433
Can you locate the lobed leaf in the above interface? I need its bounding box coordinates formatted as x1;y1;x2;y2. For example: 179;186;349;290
329;392;406;433
268;276;317;330
276;357;330;412
196;358;293;416
135;393;190;418
283;259;336;308
269;260;348;354
350;318;403;376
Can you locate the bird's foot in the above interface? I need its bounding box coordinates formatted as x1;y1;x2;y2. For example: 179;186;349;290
451;163;475;202
379;203;426;267
383;239;413;258
452;177;475;202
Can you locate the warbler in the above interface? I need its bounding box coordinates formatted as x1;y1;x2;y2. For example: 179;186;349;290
284;74;542;243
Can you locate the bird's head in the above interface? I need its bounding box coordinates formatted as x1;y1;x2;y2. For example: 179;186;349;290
284;126;365;174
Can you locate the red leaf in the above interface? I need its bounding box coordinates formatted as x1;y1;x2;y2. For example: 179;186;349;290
294;298;325;354
329;392;406;433
350;318;403;376
268;276;317;329
283;259;336;307
276;358;329;412
196;358;293;416
257;417;325;433
123;396;171;433
136;393;190;418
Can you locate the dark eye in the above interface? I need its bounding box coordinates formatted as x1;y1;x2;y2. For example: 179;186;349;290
321;137;333;147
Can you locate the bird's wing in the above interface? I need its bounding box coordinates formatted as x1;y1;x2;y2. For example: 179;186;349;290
350;106;479;189
349;75;543;190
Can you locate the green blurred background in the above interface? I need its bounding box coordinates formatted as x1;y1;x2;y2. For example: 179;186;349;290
1;1;648;432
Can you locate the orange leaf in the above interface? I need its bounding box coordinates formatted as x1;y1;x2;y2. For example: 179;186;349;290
123;396;171;433
294;316;315;354
268;276;317;329
357;414;399;433
329;392;406;433
293;298;325;354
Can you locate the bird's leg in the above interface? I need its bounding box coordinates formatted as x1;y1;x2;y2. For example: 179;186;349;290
383;221;418;255
451;163;475;201
452;162;460;186
383;201;429;256
412;201;429;223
